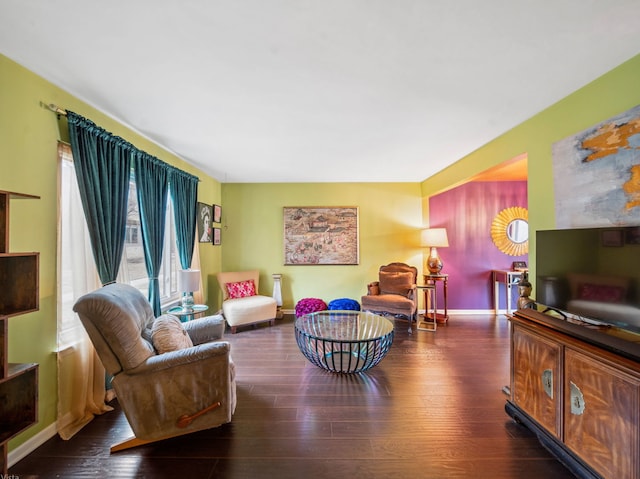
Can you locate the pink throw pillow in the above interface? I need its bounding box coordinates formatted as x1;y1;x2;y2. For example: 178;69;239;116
577;283;625;303
227;280;256;299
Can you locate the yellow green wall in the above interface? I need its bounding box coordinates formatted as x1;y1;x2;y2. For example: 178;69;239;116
421;53;640;286
220;54;640;309
219;183;423;310
0;53;221;450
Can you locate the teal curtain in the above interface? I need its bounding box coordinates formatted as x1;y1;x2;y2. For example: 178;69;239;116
169;169;199;269
134;152;169;316
66;111;132;285
66;110;200;313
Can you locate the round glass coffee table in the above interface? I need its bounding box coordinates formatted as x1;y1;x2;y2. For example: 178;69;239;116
295;310;394;373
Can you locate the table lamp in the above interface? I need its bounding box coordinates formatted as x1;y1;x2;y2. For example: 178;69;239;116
178;269;201;311
421;228;449;274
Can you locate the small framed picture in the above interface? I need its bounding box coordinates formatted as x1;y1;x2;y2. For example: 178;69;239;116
197;202;213;243
601;229;623;247
512;261;527;271
213;227;221;245
213;204;222;223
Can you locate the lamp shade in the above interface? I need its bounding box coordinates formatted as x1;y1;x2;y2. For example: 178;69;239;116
421;228;449;247
178;269;200;292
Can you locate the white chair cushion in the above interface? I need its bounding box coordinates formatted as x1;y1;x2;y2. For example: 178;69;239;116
222;295;277;326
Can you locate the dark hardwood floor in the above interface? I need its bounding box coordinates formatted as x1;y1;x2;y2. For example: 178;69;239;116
11;314;576;478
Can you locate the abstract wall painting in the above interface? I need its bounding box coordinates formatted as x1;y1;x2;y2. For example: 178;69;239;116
552;104;640;228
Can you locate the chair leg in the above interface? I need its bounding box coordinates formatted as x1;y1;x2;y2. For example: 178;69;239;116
407;311;419;334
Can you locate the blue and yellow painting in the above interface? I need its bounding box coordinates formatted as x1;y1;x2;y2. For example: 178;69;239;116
552;104;640;228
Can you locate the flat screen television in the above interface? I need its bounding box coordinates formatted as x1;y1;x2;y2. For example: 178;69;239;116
536;226;640;333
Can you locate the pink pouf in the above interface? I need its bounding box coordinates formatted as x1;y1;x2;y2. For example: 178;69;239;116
295;298;328;318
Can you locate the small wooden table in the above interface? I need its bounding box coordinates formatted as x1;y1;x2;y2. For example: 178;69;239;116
416;284;437;331
424;274;448;323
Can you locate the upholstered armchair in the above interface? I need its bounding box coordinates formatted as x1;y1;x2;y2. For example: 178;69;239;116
73;283;236;452
217;270;277;333
361;262;418;332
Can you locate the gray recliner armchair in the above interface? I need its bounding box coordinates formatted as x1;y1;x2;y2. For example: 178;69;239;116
73;283;236;452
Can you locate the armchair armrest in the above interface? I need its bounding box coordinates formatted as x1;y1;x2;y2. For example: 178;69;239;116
127;341;230;375
409;283;417;299
367;281;380;296
183;314;225;345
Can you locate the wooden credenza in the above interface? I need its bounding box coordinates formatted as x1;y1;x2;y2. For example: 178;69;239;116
507;309;640;479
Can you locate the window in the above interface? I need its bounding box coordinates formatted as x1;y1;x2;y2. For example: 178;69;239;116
60;147;181;332
120;177;180;304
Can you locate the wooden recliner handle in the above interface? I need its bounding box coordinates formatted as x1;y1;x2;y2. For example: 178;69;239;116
176;401;221;428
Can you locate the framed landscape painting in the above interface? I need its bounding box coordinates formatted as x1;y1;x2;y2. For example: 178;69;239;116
283;207;359;265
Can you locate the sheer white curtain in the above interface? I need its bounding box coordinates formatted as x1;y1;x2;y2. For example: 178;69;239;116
191;238;203;304
56;143;112;440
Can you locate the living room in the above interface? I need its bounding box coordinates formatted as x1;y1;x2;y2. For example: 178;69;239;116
2;7;640;477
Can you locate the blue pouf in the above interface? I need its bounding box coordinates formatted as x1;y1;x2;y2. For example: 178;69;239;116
328;298;360;311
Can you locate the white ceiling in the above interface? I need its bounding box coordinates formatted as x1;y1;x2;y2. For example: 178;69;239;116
2;1;640;183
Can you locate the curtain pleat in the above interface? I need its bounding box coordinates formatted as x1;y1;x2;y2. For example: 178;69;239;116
66;111;131;285
169;169;199;269
134;152;169;316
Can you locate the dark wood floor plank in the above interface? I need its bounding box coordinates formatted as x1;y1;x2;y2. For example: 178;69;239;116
10;314;576;478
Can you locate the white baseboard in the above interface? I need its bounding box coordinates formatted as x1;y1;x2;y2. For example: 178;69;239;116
443;309;503;315
418;308;499;316
281;308;501;316
8;421;58;468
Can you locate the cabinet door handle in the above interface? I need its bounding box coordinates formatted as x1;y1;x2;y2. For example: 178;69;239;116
541;369;553;399
569;381;585;415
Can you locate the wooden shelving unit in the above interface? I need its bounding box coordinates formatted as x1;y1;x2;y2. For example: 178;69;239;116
0;190;39;474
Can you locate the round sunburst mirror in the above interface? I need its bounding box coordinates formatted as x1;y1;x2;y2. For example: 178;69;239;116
490;207;529;256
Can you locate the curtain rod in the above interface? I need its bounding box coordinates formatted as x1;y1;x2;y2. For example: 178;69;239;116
41;102;67;116
42;101;201;182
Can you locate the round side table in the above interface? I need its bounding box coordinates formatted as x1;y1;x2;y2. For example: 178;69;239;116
166;304;209;322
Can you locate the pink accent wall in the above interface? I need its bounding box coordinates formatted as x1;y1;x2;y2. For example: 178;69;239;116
429;180;527;310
